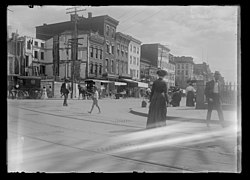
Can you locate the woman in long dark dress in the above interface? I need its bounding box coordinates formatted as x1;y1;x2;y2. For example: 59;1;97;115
186;83;196;107
146;70;169;129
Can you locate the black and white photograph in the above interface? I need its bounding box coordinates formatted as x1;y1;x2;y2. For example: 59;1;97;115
7;5;241;173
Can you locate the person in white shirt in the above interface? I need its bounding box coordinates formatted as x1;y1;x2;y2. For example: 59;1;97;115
204;71;225;127
88;86;101;114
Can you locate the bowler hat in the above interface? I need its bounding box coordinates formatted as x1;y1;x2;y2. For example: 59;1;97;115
157;69;168;77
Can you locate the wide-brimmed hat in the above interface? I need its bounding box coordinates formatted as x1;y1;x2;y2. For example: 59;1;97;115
157;69;168;77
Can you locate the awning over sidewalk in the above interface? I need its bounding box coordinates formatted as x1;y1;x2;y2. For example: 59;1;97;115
114;82;127;86
138;82;148;88
121;78;138;84
85;79;112;83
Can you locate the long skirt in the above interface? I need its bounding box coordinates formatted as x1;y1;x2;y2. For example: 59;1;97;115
146;92;167;129
186;91;195;107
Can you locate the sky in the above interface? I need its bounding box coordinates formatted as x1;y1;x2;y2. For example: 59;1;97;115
7;5;239;83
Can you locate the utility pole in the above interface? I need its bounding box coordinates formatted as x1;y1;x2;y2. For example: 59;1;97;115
66;6;86;99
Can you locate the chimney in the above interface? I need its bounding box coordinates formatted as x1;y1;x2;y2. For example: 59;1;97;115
88;12;92;18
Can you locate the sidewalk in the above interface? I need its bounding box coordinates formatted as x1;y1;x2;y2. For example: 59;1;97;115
130;98;238;126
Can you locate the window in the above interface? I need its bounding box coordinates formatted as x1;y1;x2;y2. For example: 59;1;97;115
106;44;109;53
106;25;110;36
112;45;114;54
40;65;45;75
90;63;93;74
95;48;98;59
133;46;136;53
34;51;38;59
130;45;132;51
99;64;102;75
90;47;93;58
137;47;139;54
185;70;188;75
130;69;133;76
41;43;45;48
34;41;38;46
40;52;44;60
25;56;29;67
116;61;119;74
130;56;132;64
111;60;113;73
133;57;136;65
95;64;98;75
105;59;108;72
182;64;184;69
100;50;103;59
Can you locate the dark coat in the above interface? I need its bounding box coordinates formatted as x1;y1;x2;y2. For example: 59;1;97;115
204;80;222;100
147;78;169;129
61;82;69;95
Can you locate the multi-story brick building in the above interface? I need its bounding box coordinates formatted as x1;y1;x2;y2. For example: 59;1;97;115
193;62;213;82
115;32;130;78
128;36;141;81
36;12;119;82
141;43;174;87
174;56;195;89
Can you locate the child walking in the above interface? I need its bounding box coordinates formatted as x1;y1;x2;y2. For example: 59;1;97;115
88;86;101;114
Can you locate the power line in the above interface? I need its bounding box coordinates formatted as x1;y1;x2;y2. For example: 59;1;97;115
118;7;147;26
117;6;135;19
119;7;165;32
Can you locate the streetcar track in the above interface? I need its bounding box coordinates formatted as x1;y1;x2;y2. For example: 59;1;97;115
8;130;196;172
8;106;237;158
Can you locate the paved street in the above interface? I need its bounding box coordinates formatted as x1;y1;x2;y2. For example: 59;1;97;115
7;97;240;173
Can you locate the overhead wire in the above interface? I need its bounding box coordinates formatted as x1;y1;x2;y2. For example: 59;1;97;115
119;6;166;32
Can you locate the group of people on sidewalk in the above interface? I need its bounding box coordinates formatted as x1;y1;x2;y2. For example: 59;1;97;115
146;70;225;129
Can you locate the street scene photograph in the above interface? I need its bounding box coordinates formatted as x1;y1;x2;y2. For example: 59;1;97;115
7;5;241;173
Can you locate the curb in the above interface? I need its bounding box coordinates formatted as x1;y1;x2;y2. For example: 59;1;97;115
129;108;229;125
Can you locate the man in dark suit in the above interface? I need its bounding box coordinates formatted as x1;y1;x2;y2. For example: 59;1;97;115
204;71;225;127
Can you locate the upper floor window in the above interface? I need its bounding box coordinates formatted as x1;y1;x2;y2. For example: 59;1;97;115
137;47;139;54
99;64;102;75
130;45;132;52
34;51;38;59
40;52;44;60
99;49;103;60
106;25;110;36
133;46;136;53
95;48;98;59
41;43;45;48
90;47;94;58
34;41;38;46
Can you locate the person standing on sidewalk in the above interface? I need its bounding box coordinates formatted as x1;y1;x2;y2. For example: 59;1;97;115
186;82;196;107
88;86;101;114
205;71;225;127
60;79;70;106
146;69;169;129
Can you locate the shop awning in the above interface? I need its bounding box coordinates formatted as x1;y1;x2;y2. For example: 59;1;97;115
114;82;127;86
85;79;112;83
138;82;148;88
121;78;138;84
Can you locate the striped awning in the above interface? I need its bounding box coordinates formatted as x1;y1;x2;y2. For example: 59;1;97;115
138;82;148;88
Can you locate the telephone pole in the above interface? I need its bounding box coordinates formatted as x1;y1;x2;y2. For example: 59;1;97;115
66;6;86;98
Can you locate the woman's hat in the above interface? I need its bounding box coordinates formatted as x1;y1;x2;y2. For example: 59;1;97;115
157;69;168;77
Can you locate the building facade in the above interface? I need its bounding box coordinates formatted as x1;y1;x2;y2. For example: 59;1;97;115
115;32;130;78
174;56;195;89
193;62;213;82
141;43;174;87
36;12;119;82
128;36;141;81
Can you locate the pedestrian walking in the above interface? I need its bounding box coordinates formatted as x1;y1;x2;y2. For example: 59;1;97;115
88;86;101;114
60;79;70;106
186;82;196;107
204;71;225;127
146;69;169;129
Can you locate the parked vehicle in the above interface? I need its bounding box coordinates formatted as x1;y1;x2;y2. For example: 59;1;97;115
7;75;42;99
